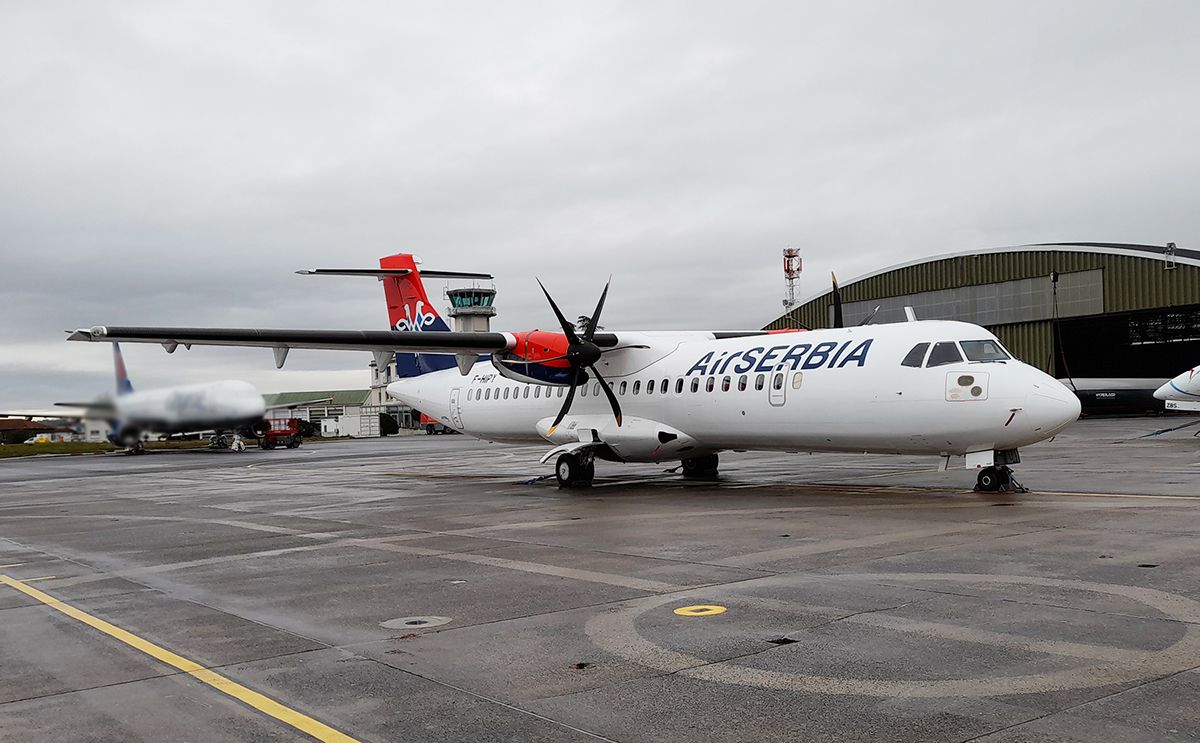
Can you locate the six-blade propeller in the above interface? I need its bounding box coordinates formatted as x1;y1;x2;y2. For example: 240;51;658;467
536;278;623;434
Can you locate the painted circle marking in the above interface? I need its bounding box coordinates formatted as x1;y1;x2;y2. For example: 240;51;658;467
588;574;1200;697
674;605;727;617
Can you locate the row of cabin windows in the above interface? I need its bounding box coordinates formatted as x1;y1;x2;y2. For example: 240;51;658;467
900;339;1011;369
466;372;802;402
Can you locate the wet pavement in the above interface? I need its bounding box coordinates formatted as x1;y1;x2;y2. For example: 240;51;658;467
1;417;1198;742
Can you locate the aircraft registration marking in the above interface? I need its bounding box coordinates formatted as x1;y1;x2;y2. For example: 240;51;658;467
0;575;360;743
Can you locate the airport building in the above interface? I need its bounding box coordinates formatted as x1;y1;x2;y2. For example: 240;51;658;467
765;242;1200;379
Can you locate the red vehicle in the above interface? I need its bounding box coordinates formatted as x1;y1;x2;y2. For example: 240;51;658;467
419;412;450;435
260;418;303;449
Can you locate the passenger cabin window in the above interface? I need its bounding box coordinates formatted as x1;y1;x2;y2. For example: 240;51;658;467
738;375;748;391
619;381;628;395
675;378;684;394
503;388;510;400
691;378;700;393
645;380;654;395
721;375;731;392
755;374;765;391
901;342;930;368
633;381;641;395
523;387;530;398
960;339;1011;362
792;372;803;389
593;383;601;396
773;373;784;390
927;341;964;367
706;377;715;393
661;379;669;394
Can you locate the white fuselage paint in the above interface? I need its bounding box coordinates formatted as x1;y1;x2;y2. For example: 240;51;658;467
1154;365;1200;403
387;320;1081;463
114;380;266;434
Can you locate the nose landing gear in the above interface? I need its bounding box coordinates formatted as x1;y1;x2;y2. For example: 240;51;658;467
975;466;1027;493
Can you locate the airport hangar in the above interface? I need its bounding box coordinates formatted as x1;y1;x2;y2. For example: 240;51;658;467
764;241;1200;385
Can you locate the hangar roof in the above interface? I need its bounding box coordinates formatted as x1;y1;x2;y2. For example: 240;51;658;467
767;241;1200;331
262;390;370;408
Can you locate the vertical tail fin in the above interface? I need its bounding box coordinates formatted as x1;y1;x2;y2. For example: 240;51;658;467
113;343;134;396
378;254;457;377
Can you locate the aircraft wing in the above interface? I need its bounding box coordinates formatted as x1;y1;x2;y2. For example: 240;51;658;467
67;326;516;354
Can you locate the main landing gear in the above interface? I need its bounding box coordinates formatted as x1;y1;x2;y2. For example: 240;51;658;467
555;451;596;489
681;454;719;479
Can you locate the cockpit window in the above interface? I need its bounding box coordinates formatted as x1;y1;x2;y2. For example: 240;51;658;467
926;341;964;367
901;342;930;368
960;339;1010;362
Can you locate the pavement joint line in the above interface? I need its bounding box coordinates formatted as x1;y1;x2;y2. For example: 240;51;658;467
0;575;361;743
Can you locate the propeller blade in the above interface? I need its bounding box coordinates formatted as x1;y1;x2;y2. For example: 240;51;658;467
589;365;622;427
831;272;844;329
858;305;881;326
537;279;580;342
547;367;581;435
584;277;611;341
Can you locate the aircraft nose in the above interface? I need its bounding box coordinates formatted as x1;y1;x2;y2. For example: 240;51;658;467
1026;377;1081;436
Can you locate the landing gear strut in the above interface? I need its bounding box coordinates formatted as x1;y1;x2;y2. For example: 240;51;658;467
681;453;720;479
555;451;595;489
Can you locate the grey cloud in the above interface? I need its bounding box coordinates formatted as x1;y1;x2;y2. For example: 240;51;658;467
2;1;1198;405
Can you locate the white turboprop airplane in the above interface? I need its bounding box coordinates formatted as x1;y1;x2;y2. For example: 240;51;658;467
67;254;1081;489
1154;365;1200;411
4;343;269;453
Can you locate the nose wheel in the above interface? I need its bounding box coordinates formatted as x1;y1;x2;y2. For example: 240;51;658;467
975;466;1027;493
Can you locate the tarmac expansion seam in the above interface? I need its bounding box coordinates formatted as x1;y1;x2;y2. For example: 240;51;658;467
950;661;1200;743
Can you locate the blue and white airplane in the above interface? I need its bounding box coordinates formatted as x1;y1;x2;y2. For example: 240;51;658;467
7;344;267;453
67;254;1080;487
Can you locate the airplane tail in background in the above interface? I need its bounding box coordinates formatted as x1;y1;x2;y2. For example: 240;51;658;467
113;343;134;396
378;254;458;378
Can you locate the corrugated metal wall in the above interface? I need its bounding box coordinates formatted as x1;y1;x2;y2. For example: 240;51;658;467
763;249;1200;373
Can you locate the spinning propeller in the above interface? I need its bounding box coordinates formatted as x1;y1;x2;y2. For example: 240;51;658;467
536;278;623;434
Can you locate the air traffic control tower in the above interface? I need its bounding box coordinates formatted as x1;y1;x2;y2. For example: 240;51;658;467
445;285;497;333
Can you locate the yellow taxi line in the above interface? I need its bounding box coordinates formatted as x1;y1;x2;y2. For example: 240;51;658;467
0;575;359;743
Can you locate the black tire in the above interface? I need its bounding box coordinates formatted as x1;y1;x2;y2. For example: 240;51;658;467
262;440;276;450
580;460;595;483
976;466;1004;492
681;454;720;479
288;436;302;449
426;425;434;435
555;453;586;489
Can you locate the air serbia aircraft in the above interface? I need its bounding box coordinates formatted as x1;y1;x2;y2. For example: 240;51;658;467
1154;365;1200;411
67;254;1080;488
50;343;267;453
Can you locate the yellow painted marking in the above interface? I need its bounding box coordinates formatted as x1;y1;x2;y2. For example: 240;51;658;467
673;604;727;617
18;575;56;582
0;575;359;743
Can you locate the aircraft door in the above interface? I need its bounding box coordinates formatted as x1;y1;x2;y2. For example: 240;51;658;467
769;363;788;407
449;388;463;428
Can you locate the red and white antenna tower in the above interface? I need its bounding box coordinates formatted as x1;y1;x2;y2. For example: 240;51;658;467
782;248;803;309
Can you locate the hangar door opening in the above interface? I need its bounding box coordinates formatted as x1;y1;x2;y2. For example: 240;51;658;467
1056;304;1200;378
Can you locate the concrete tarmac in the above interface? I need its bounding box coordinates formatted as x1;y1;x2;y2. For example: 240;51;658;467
1;417;1199;742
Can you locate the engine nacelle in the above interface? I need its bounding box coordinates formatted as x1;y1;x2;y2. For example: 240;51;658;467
492;330;575;386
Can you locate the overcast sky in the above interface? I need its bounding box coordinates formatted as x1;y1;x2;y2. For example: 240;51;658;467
2;1;1198;408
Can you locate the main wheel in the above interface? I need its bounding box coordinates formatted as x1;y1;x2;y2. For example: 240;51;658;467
976;466;1009;492
262;440;276;450
555;453;592;489
287;436;302;449
681;453;720;478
